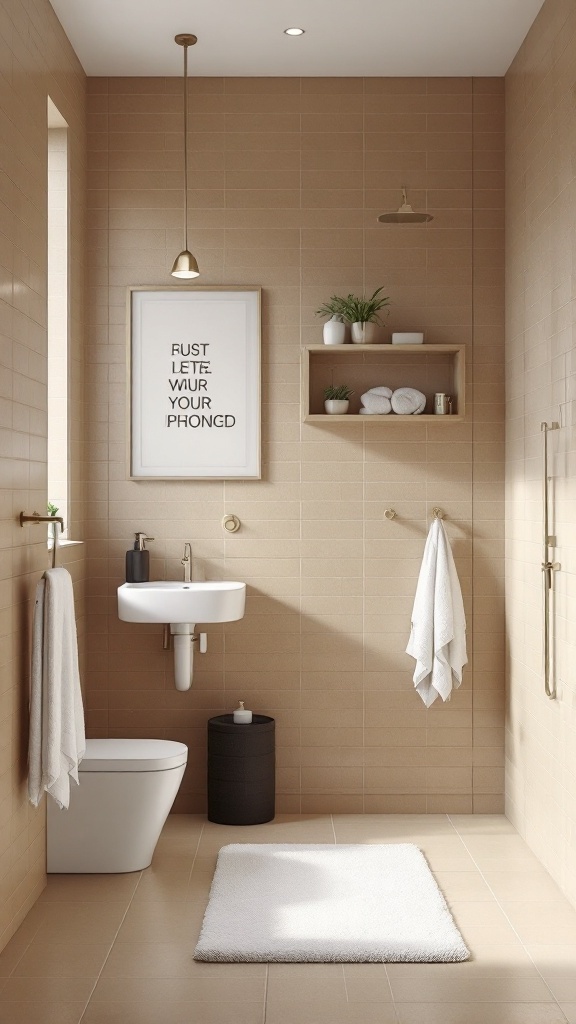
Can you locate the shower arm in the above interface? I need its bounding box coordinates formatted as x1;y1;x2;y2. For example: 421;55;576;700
541;422;560;699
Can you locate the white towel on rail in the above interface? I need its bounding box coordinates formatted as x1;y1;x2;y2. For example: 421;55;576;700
406;518;467;707
28;568;85;809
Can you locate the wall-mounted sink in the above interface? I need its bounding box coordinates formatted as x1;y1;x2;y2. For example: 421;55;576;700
118;580;246;624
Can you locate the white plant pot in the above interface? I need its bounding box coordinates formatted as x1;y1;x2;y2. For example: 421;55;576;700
323;317;346;345
324;399;349;415
351;321;377;344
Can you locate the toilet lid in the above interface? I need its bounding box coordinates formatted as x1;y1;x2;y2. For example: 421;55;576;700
80;739;188;772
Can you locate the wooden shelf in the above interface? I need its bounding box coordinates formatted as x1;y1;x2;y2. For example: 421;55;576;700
302;344;465;423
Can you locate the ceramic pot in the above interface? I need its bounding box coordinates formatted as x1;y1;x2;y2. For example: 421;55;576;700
351;321;377;344
323;316;346;345
324;399;349;415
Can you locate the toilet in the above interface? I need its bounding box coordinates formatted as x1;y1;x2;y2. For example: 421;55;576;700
47;738;188;873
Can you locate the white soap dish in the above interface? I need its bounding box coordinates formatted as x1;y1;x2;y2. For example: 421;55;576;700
392;332;424;345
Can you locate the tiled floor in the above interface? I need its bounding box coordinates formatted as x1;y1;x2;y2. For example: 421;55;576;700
1;814;576;1023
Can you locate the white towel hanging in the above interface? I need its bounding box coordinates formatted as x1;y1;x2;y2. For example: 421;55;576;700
406;518;467;707
28;567;86;808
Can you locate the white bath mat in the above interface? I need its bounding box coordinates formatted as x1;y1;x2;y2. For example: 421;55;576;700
194;843;469;963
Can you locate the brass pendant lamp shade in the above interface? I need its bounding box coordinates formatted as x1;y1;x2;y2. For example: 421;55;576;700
171;33;200;279
378;187;433;224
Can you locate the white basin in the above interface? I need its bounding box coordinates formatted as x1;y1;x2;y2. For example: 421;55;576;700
118;580;246;624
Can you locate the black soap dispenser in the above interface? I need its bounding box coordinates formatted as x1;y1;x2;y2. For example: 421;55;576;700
126;532;154;583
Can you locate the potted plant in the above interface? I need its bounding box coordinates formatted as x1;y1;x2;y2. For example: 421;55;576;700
315;296;347;346
338;287;390;344
324;384;354;415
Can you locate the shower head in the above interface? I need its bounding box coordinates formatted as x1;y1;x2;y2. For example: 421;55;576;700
378;188;433;224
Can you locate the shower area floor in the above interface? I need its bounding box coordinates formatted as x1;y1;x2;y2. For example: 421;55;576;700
0;814;575;1024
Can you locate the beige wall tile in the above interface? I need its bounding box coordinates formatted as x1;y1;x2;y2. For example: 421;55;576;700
0;0;87;955
74;73;506;840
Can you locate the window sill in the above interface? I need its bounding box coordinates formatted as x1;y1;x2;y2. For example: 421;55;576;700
47;539;84;549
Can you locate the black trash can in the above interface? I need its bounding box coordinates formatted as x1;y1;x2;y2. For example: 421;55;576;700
207;714;275;825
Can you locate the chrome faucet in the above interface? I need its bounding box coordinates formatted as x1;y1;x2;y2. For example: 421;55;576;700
181;542;192;583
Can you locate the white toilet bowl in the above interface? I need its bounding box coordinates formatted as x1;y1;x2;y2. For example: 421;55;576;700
47;738;188;873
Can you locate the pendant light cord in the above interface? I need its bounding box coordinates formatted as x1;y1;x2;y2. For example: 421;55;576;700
183;41;189;252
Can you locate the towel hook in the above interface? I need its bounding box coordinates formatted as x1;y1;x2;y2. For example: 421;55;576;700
432;507;446;520
20;511;64;569
384;508;397;520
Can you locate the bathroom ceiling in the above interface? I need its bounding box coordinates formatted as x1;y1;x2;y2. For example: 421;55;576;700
50;0;545;77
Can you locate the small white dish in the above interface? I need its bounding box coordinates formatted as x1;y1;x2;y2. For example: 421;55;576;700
392;332;424;345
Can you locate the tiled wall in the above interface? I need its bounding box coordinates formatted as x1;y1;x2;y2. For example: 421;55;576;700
505;0;576;905
0;0;86;951
86;75;505;814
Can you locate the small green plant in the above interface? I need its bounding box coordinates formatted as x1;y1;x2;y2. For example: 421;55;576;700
315;296;346;321
47;502;59;517
324;384;354;401
336;287;391;324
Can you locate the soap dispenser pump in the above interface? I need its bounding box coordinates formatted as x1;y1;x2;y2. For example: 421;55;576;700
233;700;253;724
126;532;154;583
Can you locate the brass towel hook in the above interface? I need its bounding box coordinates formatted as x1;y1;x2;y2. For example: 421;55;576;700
384;508;397;520
20;511;65;570
432;507;446;520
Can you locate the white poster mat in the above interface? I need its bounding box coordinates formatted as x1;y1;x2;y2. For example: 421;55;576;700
129;288;261;479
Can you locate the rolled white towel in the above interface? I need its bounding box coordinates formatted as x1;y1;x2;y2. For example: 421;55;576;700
391;387;426;415
361;387;392;415
359;407;386;415
367;387;393;398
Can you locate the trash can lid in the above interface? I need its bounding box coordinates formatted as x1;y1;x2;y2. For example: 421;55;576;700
208;714;274;730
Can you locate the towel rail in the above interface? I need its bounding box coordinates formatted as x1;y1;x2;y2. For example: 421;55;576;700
541;423;560;700
384;507;447;521
20;511;64;570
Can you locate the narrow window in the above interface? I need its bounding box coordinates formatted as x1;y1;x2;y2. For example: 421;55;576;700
47;98;69;538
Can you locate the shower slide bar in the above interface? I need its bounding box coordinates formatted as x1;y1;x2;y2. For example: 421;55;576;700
541;422;560;700
20;511;65;570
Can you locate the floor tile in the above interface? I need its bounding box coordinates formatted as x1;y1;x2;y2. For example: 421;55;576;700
39;874;140;903
388;974;554;1002
501;901;576;945
386;961;542;981
449;814;517;835
0;916;43;976
100;940;211;979
115;899;206;942
458;834;545;871
527;945;576;983
0;1003;86;1024
343;963;394;1001
266;971;347;1003
91;975;266;1002
24;901;128;945
81;1002;265;1024
11;939;111;978
484;869;566;903
0;976;96;1001
432;870;493;902
265;1004;398;1023
2;813;576;1024
449;900;522;945
394;1003;567;1023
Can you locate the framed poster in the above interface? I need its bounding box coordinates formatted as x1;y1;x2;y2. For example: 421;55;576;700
128;287;261;479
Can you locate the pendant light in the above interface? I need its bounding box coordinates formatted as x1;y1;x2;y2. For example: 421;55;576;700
171;33;200;279
377;187;433;224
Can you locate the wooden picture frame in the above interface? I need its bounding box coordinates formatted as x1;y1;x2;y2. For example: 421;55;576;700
128;287;261;479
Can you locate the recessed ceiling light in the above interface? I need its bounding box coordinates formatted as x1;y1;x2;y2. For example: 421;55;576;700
284;27;305;36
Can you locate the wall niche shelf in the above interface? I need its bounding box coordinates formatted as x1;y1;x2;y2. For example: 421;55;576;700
302;344;465;423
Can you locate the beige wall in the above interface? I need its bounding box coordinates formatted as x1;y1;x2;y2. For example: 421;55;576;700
0;0;86;951
86;74;505;814
505;0;576;905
